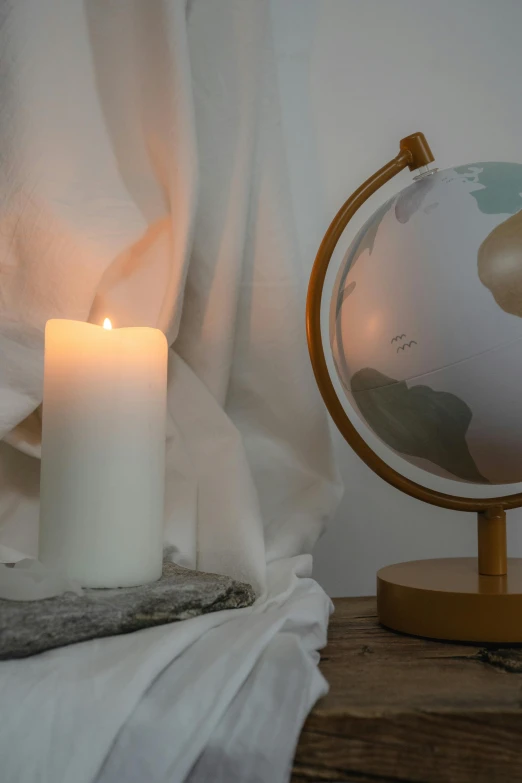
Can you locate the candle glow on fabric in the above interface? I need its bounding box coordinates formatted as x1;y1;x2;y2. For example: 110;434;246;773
38;319;168;588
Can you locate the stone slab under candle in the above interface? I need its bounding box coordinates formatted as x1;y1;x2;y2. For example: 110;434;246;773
0;559;256;659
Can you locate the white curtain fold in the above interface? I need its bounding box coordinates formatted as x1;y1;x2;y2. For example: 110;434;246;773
0;0;342;780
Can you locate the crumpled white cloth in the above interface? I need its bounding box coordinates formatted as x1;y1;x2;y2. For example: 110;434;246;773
1;556;329;783
0;1;342;781
0;558;83;600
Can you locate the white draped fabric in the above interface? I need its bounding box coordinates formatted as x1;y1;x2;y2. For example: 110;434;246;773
0;1;341;780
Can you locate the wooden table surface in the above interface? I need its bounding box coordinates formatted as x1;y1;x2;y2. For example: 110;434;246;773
292;597;522;783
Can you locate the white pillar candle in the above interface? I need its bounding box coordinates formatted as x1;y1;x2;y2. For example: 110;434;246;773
39;318;168;588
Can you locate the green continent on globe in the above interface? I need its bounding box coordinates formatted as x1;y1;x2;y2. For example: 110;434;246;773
336;177;437;320
350;368;488;484
335;197;394;328
455;162;522;215
340;197;394;276
334;281;356;321
394;175;436;223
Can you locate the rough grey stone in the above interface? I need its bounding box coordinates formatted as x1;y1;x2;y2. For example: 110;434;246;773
0;557;255;659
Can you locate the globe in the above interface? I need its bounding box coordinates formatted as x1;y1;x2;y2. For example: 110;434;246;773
331;161;522;486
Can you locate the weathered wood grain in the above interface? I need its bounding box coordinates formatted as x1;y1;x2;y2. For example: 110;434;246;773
292;597;522;783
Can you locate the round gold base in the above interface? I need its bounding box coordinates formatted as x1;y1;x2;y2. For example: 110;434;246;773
377;558;522;643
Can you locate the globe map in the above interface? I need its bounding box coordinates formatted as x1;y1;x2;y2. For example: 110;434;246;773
331;162;522;485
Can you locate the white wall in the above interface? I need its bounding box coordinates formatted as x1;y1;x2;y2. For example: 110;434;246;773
271;0;522;596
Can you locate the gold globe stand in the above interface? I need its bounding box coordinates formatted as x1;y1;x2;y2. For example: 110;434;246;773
307;132;522;643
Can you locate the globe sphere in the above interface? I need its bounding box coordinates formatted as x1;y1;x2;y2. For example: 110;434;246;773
331;162;522;485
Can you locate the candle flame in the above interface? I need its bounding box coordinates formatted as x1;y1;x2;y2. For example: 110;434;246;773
103;318;112;331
